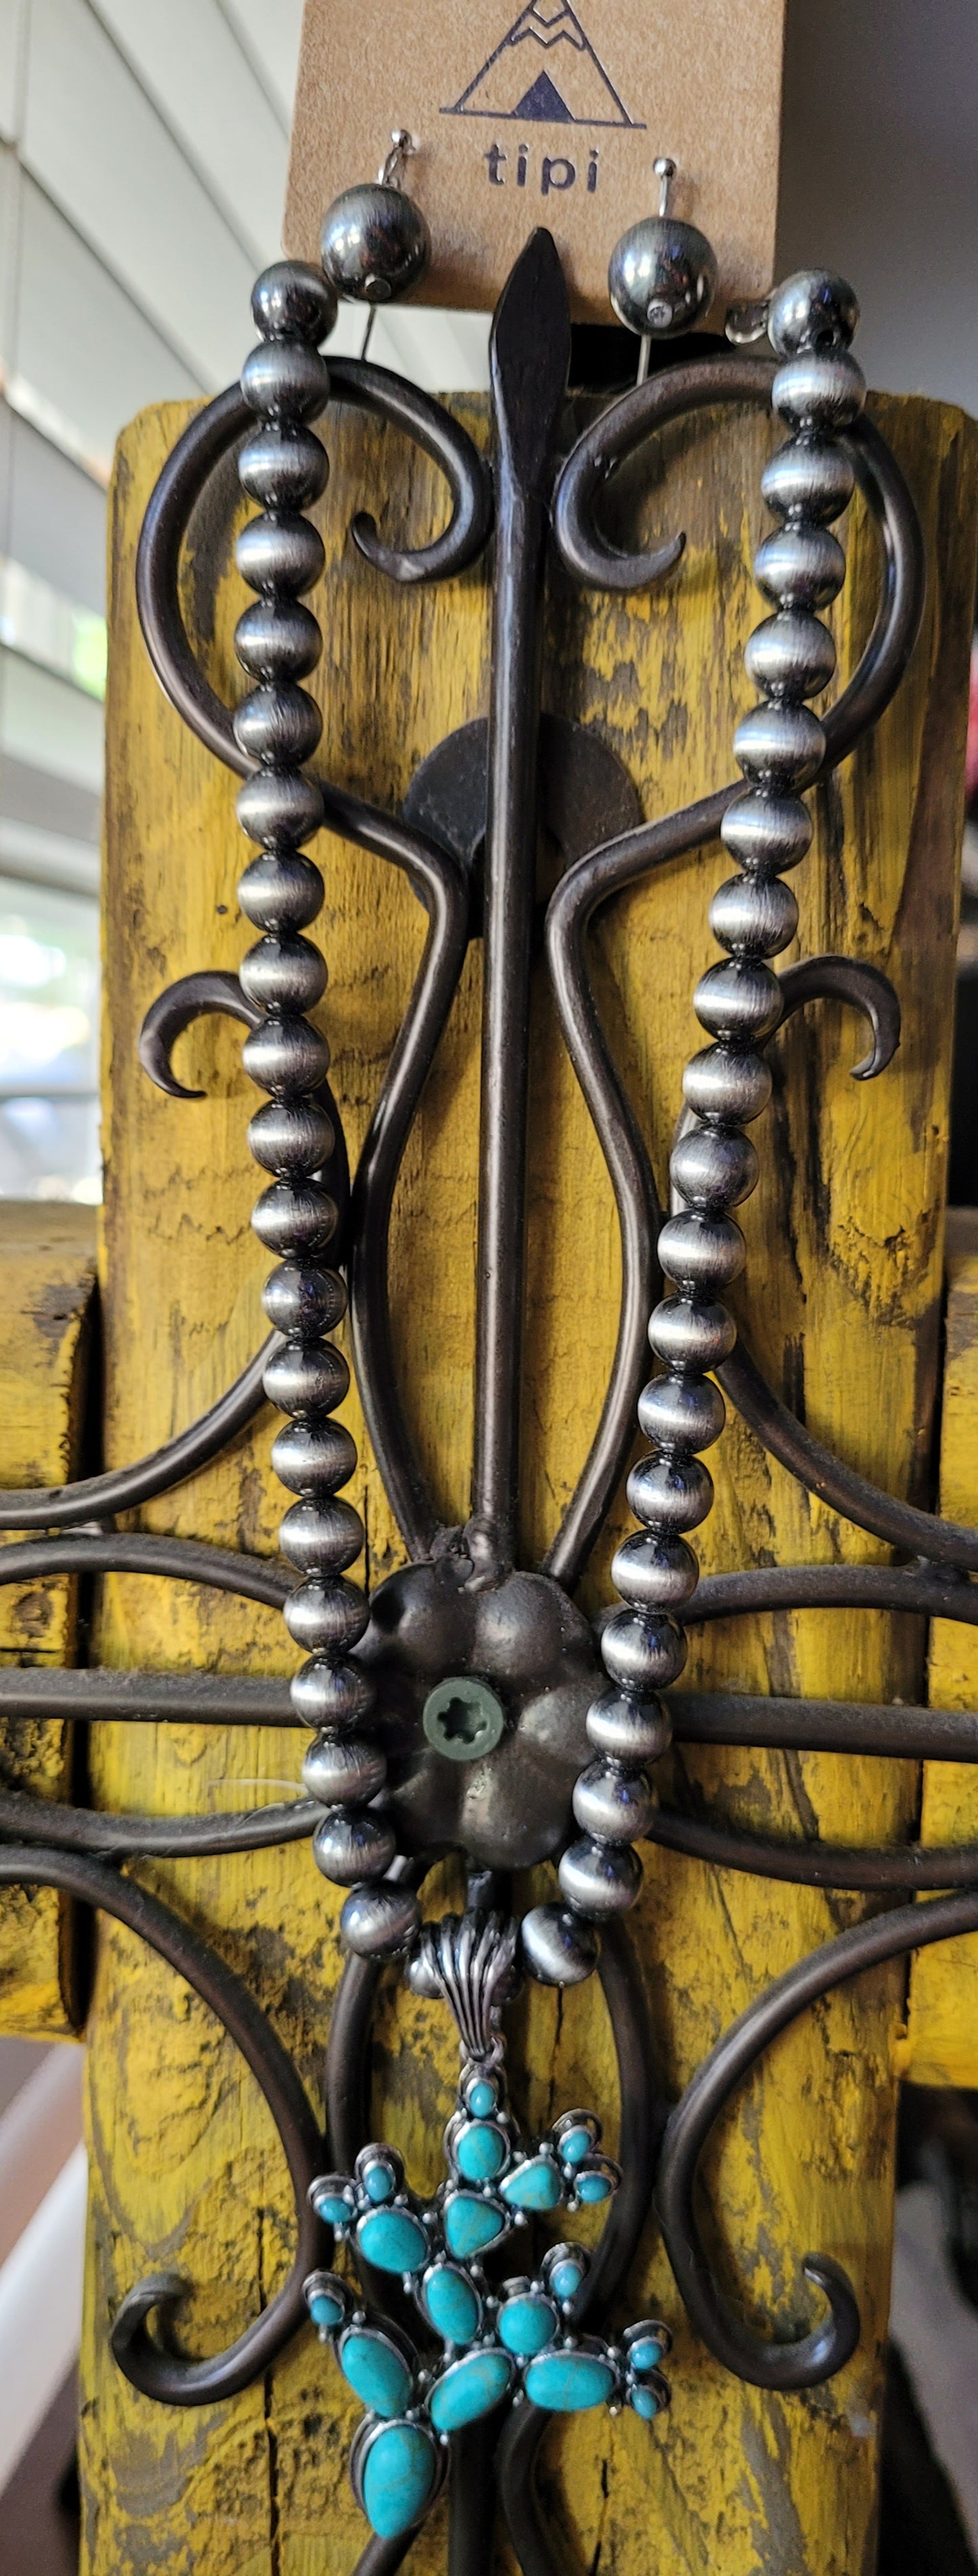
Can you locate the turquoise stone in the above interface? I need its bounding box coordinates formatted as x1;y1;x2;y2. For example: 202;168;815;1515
524;2349;617;2412
313;2188;354;2228
628;2334;665;2373
428;2347;513;2433
498;2295;558;2358
455;2119;508;2182
361;2420;437;2539
500;2156;562;2213
576;2169;613;2204
363;2161;395;2204
548;2258;586;2303
340;2328;414;2418
443;2191;508;2259
357;2206;428;2274
307;2286;345;2334
466;2076;498;2118
629;2383;662;2420
558;2124;594;2167
422;2263;481;2346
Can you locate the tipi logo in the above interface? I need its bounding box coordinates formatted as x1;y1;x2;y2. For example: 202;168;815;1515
443;0;643;128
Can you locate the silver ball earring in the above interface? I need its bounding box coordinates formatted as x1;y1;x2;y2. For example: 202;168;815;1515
319;130;430;315
608;157;718;383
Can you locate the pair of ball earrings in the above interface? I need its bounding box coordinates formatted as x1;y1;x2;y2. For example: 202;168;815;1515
318;132;721;365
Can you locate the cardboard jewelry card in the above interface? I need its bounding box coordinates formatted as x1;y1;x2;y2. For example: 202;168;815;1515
284;0;787;325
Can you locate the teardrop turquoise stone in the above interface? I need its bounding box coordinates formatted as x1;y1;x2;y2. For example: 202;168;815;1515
428;2347;513;2433
340;2328;414;2418
629;2383;661;2420
313;2189;353;2228
548;2258;586;2303
466;2076;498;2118
500;2156;562;2213
576;2169;613;2204
628;2334;665;2372
443;2192;508;2259
361;2421;437;2539
307;2286;345;2334
363;2161;396;2203
422;2263;481;2346
558;2125;594;2167
498;2295;557;2358
357;2207;428;2274
455;2119;508;2182
524;2350;617;2412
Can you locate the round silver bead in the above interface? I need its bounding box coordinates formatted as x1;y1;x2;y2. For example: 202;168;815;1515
636;1373;726;1453
767;269;858;358
262;1260;346;1336
340;1881;422;1959
744;611;837;701
760;439;854;527
572;1760;654;1843
284;1576;370;1653
608;214;717;339
242;1017;330;1096
236;768;323;848
601;1605;688;1690
303;1732;387;1806
648;1294;736;1371
240;937;327;1016
263;1339;349;1416
252;260;337;344
252;1179;337;1255
239;424;329;512
518;1903;599;1987
773;351;866;433
280;1495;363;1572
682;1044;772;1126
733;701;825;787
291;1655;374;1732
669;1121;757;1212
248;1098;335;1177
312;1808;397;1887
753;523;846;610
241;338;329;422
558;1837;642;1920
694;958;784;1042
657;1210;746;1292
707;875;799;960
720;791;812;874
625;1451;713;1533
271;1414;358;1496
234;683;323;768
609;1531;698;1614
320;183;430;303
236;597;321;681
236;511;325;598
402;1946;444;2000
585;1688;673;1763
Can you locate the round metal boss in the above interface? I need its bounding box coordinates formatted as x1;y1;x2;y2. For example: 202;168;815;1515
422;1676;506;1763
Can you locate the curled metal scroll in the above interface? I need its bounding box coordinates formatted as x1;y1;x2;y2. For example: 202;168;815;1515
0;1844;326;2401
647;1803;978;1892
0;1782;317;1858
656;1889;978;2389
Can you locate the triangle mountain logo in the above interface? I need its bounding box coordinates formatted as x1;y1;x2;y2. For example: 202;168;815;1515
444;0;642;128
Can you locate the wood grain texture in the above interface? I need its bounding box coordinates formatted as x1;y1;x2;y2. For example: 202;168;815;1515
0;1201;96;2036
900;1249;978;2090
80;382;977;2576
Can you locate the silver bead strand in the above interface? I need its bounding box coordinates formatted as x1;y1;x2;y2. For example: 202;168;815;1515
529;272;864;1980
235;262;418;1956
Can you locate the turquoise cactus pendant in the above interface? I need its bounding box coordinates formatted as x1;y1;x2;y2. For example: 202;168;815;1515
304;1911;670;2542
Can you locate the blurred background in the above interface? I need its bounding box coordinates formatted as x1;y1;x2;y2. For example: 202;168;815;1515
1;1;978;2567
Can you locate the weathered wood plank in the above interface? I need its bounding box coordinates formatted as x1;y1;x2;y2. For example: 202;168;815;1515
0;1201;97;2036
900;1245;978;2091
81;383;977;2576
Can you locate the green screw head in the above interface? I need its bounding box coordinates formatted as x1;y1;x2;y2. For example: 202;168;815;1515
422;1676;506;1764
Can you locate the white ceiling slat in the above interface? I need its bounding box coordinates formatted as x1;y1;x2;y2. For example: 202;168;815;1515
8;161;200;482
1;399;107;610
219;0;304;131
88;0;288;267
0;0;26;147
21;0;258;388
1;647;104;796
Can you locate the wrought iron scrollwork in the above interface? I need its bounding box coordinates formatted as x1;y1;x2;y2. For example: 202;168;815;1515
0;221;976;2574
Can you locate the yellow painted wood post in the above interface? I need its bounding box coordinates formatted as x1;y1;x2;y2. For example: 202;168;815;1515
79;383;977;2576
901;1238;978;2091
0;1201;96;2037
